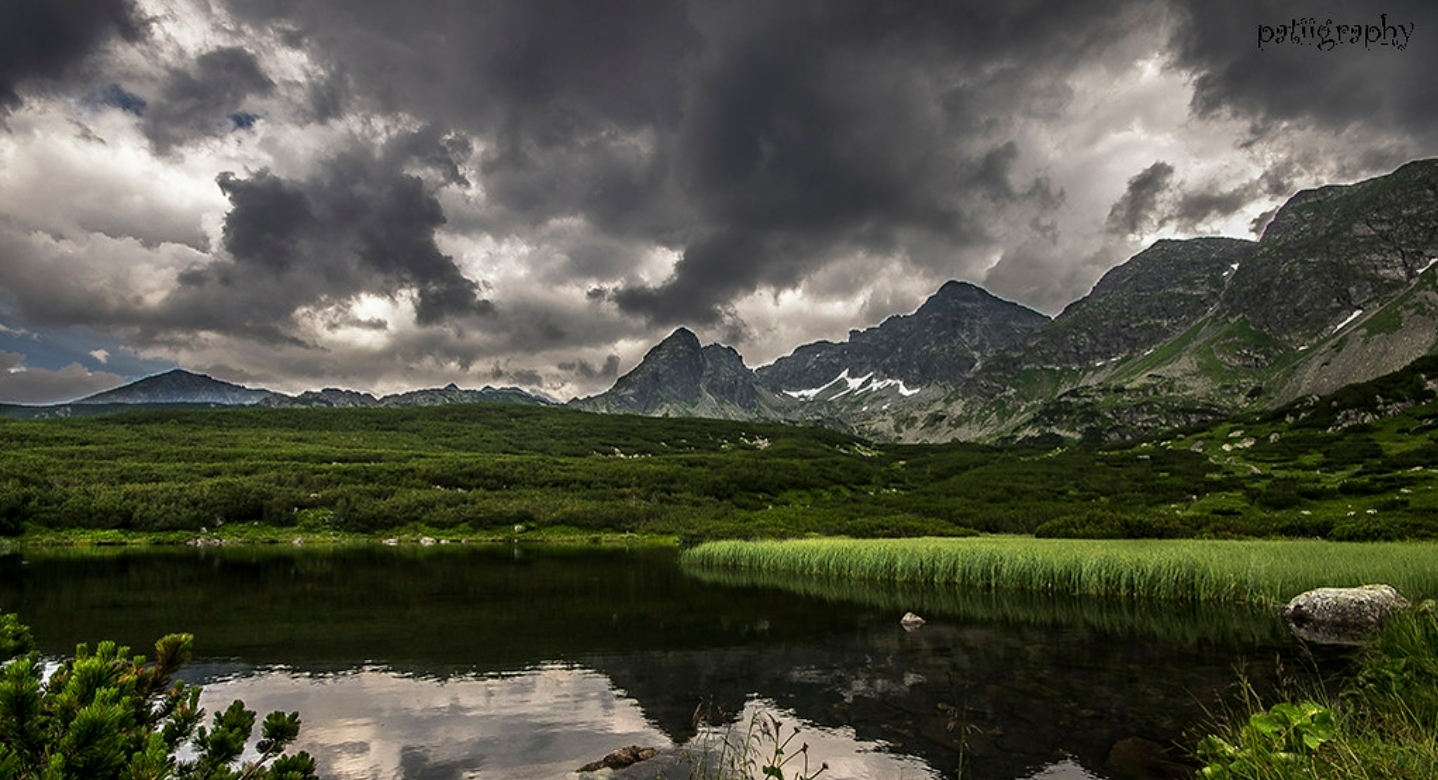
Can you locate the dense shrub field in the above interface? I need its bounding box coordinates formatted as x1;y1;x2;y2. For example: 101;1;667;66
1;357;1436;542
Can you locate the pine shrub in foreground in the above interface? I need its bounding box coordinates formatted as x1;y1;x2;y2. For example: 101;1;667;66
0;613;317;780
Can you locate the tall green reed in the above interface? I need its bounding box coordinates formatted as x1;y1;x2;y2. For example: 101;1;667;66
682;538;1438;606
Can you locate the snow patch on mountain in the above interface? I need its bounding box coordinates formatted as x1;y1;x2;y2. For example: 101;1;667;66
1332;309;1364;334
783;369;920;401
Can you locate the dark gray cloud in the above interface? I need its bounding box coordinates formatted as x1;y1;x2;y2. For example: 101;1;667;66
0;0;141;110
611;2;1142;323
155;130;491;341
558;355;621;381
143;46;274;151
222;0;1156;326
1174;183;1255;233
227;0;696;136
1106;162;1176;236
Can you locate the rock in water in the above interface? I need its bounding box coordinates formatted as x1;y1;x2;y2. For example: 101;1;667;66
577;746;658;773
900;612;925;630
1280;584;1411;645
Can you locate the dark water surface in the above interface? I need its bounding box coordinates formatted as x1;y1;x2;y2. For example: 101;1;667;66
0;545;1322;779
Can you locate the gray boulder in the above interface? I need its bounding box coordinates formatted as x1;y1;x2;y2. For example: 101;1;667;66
1280;584;1411;645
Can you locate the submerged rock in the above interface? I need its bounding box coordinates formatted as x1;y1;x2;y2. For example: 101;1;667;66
578;745;659;773
1106;736;1172;779
1280;584;1411;645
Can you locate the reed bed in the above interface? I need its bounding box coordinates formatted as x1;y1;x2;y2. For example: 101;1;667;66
686;564;1286;645
681;537;1438;606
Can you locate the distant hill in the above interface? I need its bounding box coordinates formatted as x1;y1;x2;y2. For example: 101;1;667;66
3;370;553;419
76;369;278;406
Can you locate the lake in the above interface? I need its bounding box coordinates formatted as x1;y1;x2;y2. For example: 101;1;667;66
0;544;1325;779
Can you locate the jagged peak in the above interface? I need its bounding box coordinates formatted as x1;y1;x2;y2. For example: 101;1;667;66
661;326;700;344
914;279;1049;321
700;342;748;365
933;279;987;297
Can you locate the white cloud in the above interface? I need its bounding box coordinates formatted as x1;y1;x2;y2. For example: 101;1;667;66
0;106;224;250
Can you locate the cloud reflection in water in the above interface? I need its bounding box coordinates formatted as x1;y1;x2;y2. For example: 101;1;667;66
198;664;949;779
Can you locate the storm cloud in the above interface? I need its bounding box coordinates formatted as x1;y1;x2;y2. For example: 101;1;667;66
0;0;1436;402
0;0;142;110
227;0;1156;325
165;131;493;340
1170;1;1438;154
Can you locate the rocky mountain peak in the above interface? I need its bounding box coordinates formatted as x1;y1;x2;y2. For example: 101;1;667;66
659;326;701;348
914;280;999;314
567;327;786;419
579;328;707;413
757;280;1049;391
288;388;381;408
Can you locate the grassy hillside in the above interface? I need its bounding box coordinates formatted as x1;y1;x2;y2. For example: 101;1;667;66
1;355;1436;542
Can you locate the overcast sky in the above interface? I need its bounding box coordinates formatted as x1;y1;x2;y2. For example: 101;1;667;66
1;0;1434;403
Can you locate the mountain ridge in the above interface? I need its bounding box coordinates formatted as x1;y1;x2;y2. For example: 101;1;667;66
576;157;1438;443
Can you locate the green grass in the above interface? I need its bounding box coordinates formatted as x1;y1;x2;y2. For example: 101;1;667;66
681;537;1438;606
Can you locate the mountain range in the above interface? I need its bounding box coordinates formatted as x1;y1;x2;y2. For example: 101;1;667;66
11;159;1438;441
0;370;552;419
574;158;1438;442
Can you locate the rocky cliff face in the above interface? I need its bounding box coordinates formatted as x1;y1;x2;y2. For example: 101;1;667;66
572;281;1051;423
266;388;381;408
1220;159;1438;347
915;159;1438;443
1017;238;1254;367
584;328;707;414
380;384;552;407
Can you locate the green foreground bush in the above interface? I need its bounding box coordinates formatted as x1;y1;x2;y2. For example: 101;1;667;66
1197;604;1438;778
0;614;316;780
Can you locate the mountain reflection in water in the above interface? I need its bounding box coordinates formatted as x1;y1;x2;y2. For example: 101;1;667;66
0;545;1310;779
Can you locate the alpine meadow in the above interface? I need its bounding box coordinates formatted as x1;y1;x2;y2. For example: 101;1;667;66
6;1;1438;777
